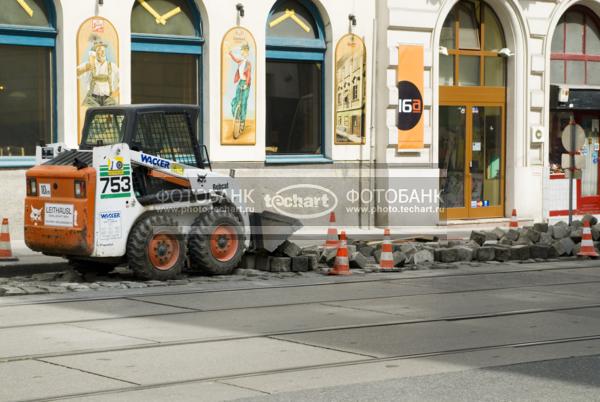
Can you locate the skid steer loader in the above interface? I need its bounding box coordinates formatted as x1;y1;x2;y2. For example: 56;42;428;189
24;105;301;280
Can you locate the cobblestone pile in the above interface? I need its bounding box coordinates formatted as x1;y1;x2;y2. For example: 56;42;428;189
0;267;303;297
448;216;600;263
2;219;591;296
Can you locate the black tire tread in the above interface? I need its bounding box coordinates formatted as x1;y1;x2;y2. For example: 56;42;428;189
127;214;186;280
188;208;244;275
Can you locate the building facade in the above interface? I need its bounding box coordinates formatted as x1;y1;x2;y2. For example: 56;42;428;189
1;0;600;240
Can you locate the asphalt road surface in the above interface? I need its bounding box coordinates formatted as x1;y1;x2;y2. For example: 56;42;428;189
1;259;600;401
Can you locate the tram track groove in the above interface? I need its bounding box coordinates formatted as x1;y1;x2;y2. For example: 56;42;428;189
0;263;597;308
0;275;597;331
25;333;600;402
2;302;600;364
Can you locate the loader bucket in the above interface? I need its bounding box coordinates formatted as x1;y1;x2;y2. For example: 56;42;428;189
249;211;303;252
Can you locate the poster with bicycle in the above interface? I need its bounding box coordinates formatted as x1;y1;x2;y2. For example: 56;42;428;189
221;26;256;145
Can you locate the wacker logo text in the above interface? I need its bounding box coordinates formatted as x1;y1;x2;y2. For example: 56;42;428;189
100;212;121;219
140;154;170;169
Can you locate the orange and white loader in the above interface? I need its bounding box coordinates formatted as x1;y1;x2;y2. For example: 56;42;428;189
24;105;301;280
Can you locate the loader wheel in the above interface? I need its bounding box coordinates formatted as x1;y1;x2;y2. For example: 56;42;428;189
68;259;117;276
127;214;186;280
188;208;244;275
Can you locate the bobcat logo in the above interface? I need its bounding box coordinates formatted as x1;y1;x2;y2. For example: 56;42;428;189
30;206;42;225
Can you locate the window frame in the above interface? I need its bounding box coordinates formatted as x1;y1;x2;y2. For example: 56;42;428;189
130;0;204;144
440;0;506;88
265;0;329;164
550;6;600;85
0;0;56;167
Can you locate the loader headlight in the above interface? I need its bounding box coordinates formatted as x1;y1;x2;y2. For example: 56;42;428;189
74;180;86;198
27;178;37;196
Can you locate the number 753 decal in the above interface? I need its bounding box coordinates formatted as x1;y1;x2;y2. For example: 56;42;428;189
100;176;131;194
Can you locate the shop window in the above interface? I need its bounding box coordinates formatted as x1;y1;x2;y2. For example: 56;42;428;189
266;0;326;158
439;0;506;88
550;7;600;85
131;0;202;107
132;53;197;104
0;0;55;162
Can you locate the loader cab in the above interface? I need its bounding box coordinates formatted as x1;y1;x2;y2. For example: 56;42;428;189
79;104;211;204
79;104;209;170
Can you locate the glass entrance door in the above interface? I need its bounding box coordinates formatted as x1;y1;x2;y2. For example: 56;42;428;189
440;104;505;219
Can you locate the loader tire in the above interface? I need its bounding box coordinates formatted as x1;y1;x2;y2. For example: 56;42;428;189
188;208;244;275
127;214;186;280
68;259;117;276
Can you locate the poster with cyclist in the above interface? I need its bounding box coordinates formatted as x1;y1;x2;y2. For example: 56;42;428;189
221;27;256;145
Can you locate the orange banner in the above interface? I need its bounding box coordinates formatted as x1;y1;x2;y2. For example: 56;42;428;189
396;45;424;149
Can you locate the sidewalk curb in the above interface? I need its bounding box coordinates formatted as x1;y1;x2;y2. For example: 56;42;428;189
0;262;71;278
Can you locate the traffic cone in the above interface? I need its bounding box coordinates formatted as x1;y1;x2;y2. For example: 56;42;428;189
324;212;339;250
379;228;394;270
329;231;351;275
0;218;18;261
509;209;519;229
578;220;599;258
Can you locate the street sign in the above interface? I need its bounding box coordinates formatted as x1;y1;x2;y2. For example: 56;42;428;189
561;124;585;151
561;153;586;169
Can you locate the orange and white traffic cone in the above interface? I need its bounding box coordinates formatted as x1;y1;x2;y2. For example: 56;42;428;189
379;228;394;270
509;209;519;229
329;231;351;275
324;211;339;250
0;218;18;261
578;220;599;258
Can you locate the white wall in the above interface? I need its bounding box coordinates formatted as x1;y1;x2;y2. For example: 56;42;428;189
376;0;593;222
53;0;376;162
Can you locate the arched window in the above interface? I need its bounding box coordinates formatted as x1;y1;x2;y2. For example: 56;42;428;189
131;0;203;105
0;0;56;164
550;7;600;85
265;0;326;159
439;0;506;87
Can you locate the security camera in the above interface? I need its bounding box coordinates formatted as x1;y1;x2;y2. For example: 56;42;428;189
498;48;514;58
439;46;449;56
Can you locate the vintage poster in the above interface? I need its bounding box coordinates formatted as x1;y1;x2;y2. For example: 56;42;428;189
76;17;120;142
396;44;424;149
335;34;367;145
221;26;256;145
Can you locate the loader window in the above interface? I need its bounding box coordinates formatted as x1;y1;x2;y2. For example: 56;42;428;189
83;112;126;146
133;112;198;166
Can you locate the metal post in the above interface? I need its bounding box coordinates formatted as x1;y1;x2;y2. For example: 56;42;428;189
568;115;576;225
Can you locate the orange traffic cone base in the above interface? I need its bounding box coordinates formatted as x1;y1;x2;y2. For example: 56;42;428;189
329;231;351;276
328;267;352;275
0;218;18;261
379;228;395;272
577;251;599;258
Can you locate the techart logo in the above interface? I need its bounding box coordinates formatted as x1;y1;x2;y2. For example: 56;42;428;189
264;184;338;219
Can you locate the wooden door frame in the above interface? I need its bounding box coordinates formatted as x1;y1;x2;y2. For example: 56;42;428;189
440;86;506;220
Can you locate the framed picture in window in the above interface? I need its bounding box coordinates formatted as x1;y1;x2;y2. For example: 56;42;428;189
221;26;257;146
76;17;120;143
334;33;367;145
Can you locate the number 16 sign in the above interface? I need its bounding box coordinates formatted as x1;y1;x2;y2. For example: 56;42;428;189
396;45;424;150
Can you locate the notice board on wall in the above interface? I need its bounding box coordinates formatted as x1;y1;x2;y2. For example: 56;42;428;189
396;45;424;149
